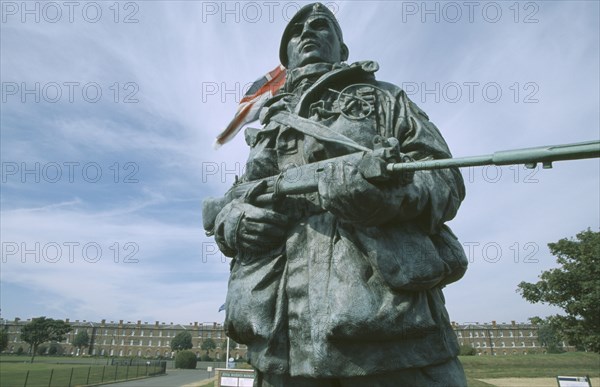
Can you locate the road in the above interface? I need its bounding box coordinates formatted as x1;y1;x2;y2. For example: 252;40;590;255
99;369;213;387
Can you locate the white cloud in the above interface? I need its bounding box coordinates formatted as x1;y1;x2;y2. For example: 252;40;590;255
1;1;598;326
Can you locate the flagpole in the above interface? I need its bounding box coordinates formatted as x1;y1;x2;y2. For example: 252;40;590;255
225;336;230;369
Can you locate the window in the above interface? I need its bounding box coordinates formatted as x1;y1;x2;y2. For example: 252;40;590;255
148;340;152;346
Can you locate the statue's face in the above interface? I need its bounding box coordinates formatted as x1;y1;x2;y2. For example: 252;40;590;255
286;15;343;69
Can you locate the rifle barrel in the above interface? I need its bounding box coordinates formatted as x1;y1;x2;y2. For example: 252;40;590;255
387;140;600;173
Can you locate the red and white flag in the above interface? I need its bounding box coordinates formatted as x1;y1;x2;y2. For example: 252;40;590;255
214;65;286;149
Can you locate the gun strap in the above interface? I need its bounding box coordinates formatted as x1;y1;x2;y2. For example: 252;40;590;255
270;111;371;152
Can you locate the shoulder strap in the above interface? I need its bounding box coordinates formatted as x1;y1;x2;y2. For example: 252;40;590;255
270;111;371;152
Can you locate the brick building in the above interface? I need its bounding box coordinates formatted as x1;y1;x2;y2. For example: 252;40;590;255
1;317;247;360
2;317;575;358
451;320;575;355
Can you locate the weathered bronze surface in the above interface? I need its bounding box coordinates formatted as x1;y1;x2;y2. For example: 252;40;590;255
204;3;470;386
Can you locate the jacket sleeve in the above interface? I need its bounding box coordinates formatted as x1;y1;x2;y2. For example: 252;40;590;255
383;89;465;234
211;126;281;257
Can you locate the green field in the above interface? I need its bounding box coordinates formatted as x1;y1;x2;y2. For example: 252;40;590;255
461;352;600;386
0;356;163;387
460;352;600;379
1;353;598;387
194;352;600;387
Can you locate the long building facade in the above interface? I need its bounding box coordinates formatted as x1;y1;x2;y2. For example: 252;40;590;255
451;320;575;355
1;318;574;358
1;318;247;360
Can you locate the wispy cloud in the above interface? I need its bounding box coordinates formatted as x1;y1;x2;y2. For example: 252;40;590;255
1;1;598;325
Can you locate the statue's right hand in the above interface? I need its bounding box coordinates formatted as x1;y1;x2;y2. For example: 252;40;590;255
215;182;289;254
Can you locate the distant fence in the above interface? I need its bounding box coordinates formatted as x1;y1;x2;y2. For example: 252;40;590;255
14;361;166;387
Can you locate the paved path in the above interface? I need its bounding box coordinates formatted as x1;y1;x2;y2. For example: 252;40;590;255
478;377;599;387
99;369;214;387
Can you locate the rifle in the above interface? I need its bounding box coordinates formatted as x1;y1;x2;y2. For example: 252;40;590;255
202;138;600;235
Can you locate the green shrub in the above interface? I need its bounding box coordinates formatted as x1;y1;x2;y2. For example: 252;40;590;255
201;353;213;361
175;350;197;369
459;344;476;356
48;343;63;355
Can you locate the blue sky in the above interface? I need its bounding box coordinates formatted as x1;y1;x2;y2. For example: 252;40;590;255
1;1;598;326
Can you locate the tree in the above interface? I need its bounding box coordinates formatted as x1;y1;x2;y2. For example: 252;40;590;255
517;229;600;352
48;343;63;356
175;350;197;369
200;338;216;358
73;330;90;355
0;328;8;352
529;317;564;353
171;331;193;352
20;317;72;363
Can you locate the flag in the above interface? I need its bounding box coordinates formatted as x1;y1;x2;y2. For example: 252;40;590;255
218;303;226;312
214;64;286;149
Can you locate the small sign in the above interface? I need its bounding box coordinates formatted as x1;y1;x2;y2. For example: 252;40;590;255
557;376;592;387
217;368;255;387
207;366;213;372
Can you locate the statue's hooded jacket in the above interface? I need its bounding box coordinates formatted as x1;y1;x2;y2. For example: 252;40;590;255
213;61;468;377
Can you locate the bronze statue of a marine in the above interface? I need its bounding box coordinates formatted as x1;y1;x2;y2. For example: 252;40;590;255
205;3;470;386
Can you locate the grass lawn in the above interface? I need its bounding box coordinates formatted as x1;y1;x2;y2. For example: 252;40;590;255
0;358;159;387
2;353;598;386
192;353;599;387
460;352;600;380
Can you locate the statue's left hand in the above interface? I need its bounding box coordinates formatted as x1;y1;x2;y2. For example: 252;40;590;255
317;160;391;226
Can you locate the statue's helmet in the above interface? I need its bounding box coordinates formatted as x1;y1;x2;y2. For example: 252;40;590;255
279;2;349;68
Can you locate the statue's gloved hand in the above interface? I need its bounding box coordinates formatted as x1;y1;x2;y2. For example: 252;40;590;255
214;181;289;255
317;161;391;226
